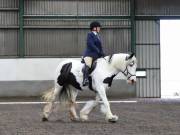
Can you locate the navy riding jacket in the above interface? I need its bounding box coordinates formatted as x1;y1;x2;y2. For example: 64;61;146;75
83;32;104;59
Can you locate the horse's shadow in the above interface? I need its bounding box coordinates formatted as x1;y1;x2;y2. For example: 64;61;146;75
47;119;115;124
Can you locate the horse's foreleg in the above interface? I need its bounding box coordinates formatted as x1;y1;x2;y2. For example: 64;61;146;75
80;94;101;121
97;85;118;122
42;85;61;121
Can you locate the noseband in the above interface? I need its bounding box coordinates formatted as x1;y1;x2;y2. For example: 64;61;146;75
120;66;136;80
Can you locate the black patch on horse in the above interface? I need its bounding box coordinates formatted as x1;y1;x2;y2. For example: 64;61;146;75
103;74;116;87
68;72;82;90
57;62;82;90
57;63;72;86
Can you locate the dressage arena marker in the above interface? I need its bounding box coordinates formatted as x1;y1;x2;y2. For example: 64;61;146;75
0;100;137;105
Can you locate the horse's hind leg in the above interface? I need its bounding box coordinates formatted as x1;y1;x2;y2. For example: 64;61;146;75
68;87;79;121
42;85;61;121
80;94;101;121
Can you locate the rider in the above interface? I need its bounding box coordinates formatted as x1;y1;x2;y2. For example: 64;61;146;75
82;21;105;86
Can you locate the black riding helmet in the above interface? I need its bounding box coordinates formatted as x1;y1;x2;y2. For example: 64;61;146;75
90;21;101;30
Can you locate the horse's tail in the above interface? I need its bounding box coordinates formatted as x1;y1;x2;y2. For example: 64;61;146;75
59;85;73;105
42;62;74;105
42;86;72;102
42;88;54;102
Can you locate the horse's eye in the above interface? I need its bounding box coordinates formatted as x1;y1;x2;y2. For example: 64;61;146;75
129;62;134;67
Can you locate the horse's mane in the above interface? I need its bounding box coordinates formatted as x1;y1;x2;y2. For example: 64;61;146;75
95;53;136;71
94;53;128;72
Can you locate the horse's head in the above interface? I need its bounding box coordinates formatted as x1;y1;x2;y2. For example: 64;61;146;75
124;53;137;85
111;53;137;85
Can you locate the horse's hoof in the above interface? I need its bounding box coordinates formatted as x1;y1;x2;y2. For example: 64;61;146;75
108;118;117;123
42;117;48;122
80;112;89;121
108;115;118;123
80;115;88;121
71;117;80;122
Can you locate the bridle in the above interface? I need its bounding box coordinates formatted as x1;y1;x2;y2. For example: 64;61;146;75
104;55;136;80
120;66;136;80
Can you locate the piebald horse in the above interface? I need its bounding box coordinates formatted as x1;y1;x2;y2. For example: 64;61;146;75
42;53;137;123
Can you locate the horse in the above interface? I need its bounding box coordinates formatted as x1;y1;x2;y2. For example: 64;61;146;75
42;53;137;123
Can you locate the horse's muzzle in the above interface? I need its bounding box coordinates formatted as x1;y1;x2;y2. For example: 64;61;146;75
127;79;136;85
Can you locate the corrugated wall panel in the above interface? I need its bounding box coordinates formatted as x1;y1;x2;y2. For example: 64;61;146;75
136;21;160;44
0;29;18;56
24;19;131;28
136;0;180;15
0;11;18;26
24;28;130;56
0;0;19;57
23;0;180;16
136;69;160;98
77;29;131;55
24;29;78;56
24;19;131;56
136;20;160;97
102;29;131;54
24;0;77;15
136;20;160;68
24;19;78;28
0;0;19;8
24;0;130;15
136;45;160;68
78;0;130;16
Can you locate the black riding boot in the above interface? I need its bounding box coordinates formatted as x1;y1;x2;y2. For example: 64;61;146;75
83;65;90;86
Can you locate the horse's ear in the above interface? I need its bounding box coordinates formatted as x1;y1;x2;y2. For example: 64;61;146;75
126;53;134;60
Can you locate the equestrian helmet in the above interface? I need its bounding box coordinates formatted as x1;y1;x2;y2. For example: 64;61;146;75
90;21;101;30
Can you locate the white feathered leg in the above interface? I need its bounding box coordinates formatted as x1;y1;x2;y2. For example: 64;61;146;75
42;85;61;121
80;94;101;121
96;85;118;123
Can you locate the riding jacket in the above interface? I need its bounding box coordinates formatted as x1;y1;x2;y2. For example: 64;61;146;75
83;31;104;59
